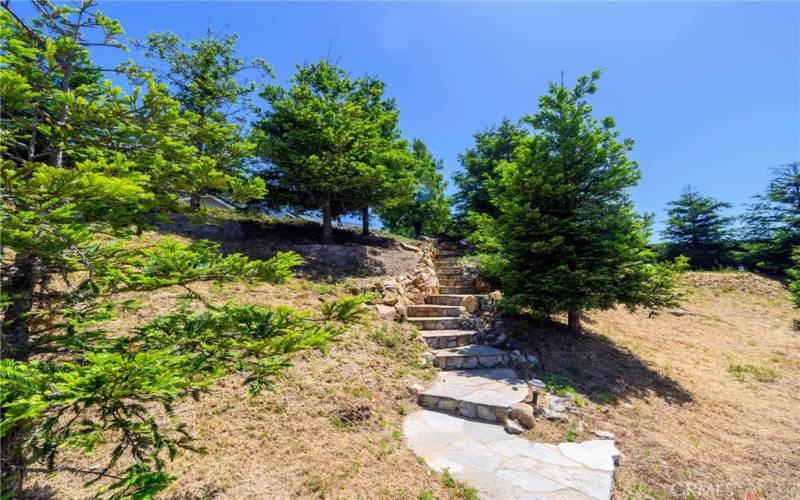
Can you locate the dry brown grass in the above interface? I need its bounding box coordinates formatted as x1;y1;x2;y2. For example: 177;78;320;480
26;231;470;499
511;271;800;499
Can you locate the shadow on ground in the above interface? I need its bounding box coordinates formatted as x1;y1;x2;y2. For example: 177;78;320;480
156;213;415;280
507;317;693;406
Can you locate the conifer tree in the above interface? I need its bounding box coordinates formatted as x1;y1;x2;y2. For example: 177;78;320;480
662;186;733;269
453;118;526;232
473;71;683;332
378;139;451;238
0;3;357;495
255;61;405;243
739;162;800;274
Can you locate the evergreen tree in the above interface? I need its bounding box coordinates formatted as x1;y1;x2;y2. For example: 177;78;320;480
453;118;526;232
662;186;733;269
131;28;269;208
473;71;683;332
255;60;405;243
377;139;451;238
0;4;359;496
739;162;800;274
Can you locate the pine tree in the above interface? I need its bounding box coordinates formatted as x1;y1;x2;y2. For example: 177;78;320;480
377;139;451;238
255;61;406;243
453;118;526;233
131;28;269;208
662;186;733;269
473;71;684;332
0;4;358;495
739;162;800;274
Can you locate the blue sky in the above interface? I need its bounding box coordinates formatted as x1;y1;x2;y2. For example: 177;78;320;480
18;1;800;233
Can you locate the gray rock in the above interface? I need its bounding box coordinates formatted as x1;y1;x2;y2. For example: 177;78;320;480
504;419;525;435
407;383;425;396
496;332;508;344
591;430;616;440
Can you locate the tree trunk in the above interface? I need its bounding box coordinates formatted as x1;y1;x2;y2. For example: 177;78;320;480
567;308;581;333
361;207;369;236
2;253;38;361
1;424;26;497
412;220;422;239
322;194;333;244
190;192;202;211
1;253;39;497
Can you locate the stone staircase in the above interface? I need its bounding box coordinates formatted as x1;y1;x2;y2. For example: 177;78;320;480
403;241;621;499
406;241;529;424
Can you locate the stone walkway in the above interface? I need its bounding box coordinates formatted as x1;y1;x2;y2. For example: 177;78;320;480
402;241;620;499
404;410;619;500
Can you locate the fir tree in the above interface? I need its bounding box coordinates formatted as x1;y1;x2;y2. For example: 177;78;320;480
662;186;733;269
473;71;684;332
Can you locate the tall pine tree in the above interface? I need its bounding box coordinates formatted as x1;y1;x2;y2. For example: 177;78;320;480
662;186;733;269
474;70;683;332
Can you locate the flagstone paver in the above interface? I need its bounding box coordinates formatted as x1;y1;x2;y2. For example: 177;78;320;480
404;410;619;500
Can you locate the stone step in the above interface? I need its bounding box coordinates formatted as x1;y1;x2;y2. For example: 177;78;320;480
417;368;528;422
421;330;479;349
439;277;475;287
436;269;465;278
408;316;466;330
440;285;480;295
426;294;475;306
433;344;512;370
435;257;462;265
406;304;462;318
436;251;464;258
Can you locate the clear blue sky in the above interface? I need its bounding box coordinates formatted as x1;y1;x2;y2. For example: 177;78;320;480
19;1;800;233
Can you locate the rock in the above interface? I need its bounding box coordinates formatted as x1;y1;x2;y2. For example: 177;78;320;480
460;295;479;313
395;304;407;320
592;430;616;440
504;419;525;435
406;383;425;396
399;242;421;253
496;332;507;344
382;292;399;306
563;392;576;402
509;403;535;429
542;407;568;420
348;286;362;295
375;304;396;321
489;290;503;301
524;354;539;366
669;308;689;317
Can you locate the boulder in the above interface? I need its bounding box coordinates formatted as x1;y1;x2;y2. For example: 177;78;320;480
406;383;425;396
489;290;503;301
504;419;525;435
382;292;399;306
375;304;396;321
460;295;478;313
395;304;408;321
509;403;535;429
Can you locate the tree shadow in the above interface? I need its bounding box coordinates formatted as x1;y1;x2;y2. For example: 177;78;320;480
506;317;693;406
155;213;408;280
22;484;57;499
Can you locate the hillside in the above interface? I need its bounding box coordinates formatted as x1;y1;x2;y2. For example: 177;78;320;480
27;220;800;498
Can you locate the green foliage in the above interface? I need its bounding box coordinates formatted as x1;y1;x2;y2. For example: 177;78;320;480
377;139;451;238
738;162;800;275
452;118;527;236
255;59;409;241
129;28;270;207
662;185;734;269
787;247;800;305
0;3;343;496
470;70;684;330
320;293;375;323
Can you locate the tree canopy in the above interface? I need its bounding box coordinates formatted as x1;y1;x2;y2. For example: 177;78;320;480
254;60;408;242
662;185;733;269
738;162;800;275
469;71;684;332
452;118;526;235
377;139;451;238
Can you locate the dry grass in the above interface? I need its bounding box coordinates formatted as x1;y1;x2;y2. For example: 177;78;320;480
511;271;800;499
25;230;472;499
